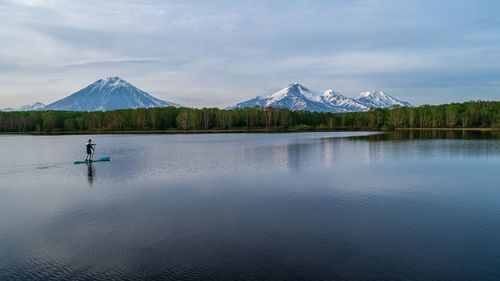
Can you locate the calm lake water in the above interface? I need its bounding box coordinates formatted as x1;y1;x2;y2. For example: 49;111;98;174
1;131;499;281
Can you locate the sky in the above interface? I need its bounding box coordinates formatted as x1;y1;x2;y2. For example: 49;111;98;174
0;0;499;108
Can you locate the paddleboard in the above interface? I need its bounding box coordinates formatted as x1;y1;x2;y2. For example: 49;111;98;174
74;156;111;165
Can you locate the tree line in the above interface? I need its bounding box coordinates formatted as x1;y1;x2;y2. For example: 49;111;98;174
0;101;499;133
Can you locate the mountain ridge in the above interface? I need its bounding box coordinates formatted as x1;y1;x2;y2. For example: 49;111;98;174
1;102;46;112
358;91;412;108
1;80;412;113
229;83;411;112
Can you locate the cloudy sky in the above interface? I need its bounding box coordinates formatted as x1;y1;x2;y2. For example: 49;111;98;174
0;0;499;108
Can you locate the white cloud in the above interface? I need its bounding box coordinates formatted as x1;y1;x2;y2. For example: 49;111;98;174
0;0;499;107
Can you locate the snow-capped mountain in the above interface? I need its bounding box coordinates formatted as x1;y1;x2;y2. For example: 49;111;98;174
44;77;180;111
19;102;46;111
357;91;412;108
230;83;336;112
322;90;369;112
0;102;46;112
230;83;411;112
0;107;16;112
230;83;367;112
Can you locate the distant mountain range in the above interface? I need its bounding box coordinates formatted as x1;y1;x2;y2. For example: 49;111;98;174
1;78;411;112
229;83;411;112
229;83;366;112
1;102;46;112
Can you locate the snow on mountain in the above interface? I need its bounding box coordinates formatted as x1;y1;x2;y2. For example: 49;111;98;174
44;77;180;112
230;83;335;112
19;102;46;111
0;102;46;112
230;83;369;112
230;84;412;112
230;83;326;112
322;90;369;112
357;91;412;108
0;107;16;112
2;79;412;113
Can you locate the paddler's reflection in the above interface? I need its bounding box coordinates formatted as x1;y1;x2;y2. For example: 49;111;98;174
87;162;94;185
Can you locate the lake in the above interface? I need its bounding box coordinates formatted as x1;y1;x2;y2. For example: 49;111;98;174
1;131;499;281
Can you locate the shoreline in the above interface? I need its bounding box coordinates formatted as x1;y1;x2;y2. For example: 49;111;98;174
395;127;499;132
0;127;497;136
0;128;375;136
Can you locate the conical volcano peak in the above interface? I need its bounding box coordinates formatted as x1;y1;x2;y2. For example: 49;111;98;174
286;83;308;91
44;77;180;111
97;76;129;88
266;83;318;101
106;76;123;81
105;76;126;82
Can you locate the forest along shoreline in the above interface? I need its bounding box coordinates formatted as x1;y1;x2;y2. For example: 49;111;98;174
0;128;498;136
0;101;498;134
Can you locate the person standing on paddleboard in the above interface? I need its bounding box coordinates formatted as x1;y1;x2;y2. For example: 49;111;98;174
86;139;96;161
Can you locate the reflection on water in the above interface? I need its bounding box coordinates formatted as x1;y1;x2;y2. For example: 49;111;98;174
362;129;500;141
353;130;500;160
87;163;94;185
0;131;499;281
